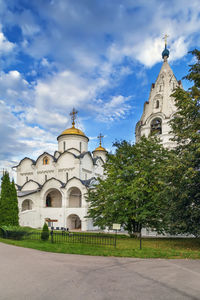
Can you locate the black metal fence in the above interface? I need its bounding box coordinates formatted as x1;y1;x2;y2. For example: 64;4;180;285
36;231;116;247
2;230;116;247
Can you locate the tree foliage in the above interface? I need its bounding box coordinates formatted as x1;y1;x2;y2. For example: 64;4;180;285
41;222;49;241
0;172;19;226
166;49;200;236
87;137;170;236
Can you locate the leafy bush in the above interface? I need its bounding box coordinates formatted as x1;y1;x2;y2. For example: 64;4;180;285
0;225;29;240
41;223;49;241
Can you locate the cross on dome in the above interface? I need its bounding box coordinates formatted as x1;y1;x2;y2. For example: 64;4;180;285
162;34;170;60
98;133;104;146
163;34;169;47
70;108;78;128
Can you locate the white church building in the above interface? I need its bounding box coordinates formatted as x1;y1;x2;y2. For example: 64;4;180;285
13;109;107;231
14;42;181;231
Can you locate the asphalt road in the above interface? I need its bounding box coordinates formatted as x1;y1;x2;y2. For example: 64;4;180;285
0;242;200;300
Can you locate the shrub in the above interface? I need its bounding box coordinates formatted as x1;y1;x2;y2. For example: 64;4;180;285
41;223;49;241
0;225;29;240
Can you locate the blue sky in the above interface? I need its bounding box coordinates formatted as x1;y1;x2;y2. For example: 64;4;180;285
0;0;200;177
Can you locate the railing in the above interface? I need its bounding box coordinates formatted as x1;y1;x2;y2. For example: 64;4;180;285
1;230;116;247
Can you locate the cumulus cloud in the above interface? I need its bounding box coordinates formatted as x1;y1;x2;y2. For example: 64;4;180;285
0;31;15;54
91;95;131;122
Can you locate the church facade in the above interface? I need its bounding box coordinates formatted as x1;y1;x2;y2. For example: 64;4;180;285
14;110;107;230
135;43;182;148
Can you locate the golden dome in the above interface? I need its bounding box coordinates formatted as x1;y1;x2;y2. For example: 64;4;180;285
58;126;89;140
93;145;107;152
61;127;86;136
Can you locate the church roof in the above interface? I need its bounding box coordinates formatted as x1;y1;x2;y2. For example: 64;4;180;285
93;145;107;152
58;126;89;140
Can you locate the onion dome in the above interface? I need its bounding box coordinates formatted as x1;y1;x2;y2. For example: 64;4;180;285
94;145;107;152
60;127;87;138
162;45;170;59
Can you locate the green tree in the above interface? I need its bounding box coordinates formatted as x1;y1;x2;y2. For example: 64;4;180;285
87;137;170;237
0;172;19;226
166;49;200;236
41;222;49;241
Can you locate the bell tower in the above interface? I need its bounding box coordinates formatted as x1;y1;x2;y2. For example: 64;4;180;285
135;38;182;149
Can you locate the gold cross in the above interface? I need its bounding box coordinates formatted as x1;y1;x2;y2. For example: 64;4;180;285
163;34;169;47
70;108;78;127
98;133;104;146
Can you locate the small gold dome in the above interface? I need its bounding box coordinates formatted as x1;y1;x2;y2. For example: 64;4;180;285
93;145;107;152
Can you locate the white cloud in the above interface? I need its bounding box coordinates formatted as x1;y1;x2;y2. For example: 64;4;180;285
0;31;15;54
91;95;131;122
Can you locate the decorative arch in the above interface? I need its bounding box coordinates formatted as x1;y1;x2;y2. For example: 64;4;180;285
45;188;62;208
22;199;34;211
68;187;82;208
67;214;81;230
150;118;162;135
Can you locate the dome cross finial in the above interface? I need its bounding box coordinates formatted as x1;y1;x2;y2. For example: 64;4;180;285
97;133;104;146
70;108;78;128
162;34;170;60
163;34;169;47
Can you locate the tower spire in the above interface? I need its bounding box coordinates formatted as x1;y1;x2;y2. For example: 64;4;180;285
162;34;170;61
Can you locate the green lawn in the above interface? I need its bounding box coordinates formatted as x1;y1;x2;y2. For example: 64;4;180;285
1;235;200;259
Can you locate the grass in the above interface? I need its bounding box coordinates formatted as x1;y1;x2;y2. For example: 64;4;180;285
0;234;200;259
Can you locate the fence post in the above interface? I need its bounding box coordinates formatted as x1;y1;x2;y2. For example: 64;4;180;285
51;230;54;243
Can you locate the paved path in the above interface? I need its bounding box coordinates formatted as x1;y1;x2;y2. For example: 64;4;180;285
0;242;200;300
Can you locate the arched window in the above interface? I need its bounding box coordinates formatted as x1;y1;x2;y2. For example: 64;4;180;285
43;156;49;165
150;118;162;135
45;189;62;208
156;100;159;109
22;199;33;211
69;188;82;208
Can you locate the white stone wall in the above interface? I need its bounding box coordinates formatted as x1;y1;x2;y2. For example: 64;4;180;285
58;135;88;153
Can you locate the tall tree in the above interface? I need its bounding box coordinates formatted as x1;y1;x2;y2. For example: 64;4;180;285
0;172;19;226
87;137;170;237
166;49;200;236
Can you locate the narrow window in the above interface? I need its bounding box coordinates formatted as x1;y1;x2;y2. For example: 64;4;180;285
66;172;68;182
26;176;28;182
156;100;159;109
80;142;82;152
43;156;49;165
45;175;47;181
159;85;162;92
63;141;66;151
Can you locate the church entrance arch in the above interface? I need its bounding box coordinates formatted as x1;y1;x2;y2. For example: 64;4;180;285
45;189;62;208
67;214;81;230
